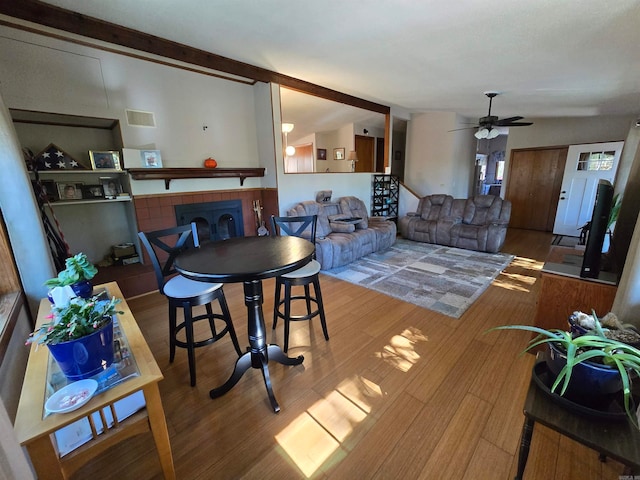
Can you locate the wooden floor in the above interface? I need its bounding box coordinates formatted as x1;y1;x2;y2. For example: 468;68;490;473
71;229;626;480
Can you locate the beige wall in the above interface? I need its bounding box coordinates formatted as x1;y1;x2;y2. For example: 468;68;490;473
404;111;477;198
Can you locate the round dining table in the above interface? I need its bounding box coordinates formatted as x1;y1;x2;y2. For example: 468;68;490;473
174;235;315;412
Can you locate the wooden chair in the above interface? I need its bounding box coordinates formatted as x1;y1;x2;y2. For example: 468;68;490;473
138;223;242;386
270;215;329;352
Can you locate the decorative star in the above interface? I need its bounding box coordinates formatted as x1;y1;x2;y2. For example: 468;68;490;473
69;160;78;168
57;161;66;168
42;152;50;158
44;161;51;168
55;150;64;157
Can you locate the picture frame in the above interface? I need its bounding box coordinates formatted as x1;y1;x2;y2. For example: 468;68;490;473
100;177;122;199
89;150;122;171
334;148;345;160
57;182;84;200
39;180;59;202
317;148;327;160
82;184;105;199
140;150;162;168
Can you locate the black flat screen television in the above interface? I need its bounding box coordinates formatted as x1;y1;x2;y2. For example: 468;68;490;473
580;179;614;279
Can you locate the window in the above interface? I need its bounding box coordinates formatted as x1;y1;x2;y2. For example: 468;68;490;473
496;160;505;181
577;151;615;171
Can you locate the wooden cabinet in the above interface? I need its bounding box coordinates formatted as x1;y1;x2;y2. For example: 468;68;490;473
534;246;617;331
10;109;139;265
372;174;399;220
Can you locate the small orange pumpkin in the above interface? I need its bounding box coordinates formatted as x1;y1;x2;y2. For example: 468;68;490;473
204;157;217;168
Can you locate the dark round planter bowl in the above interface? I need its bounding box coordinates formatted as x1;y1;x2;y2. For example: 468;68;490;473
546;342;622;399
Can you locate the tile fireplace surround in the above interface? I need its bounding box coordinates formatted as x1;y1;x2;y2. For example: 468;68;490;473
94;188;278;298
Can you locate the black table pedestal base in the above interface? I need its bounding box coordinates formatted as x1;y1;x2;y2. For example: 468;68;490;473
209;279;304;412
209;345;303;412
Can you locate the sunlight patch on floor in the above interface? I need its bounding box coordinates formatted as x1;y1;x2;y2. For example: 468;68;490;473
276;376;379;477
276;329;427;477
336;375;383;414
493;255;544;292
275;412;342;477
374;327;429;372
511;255;544;271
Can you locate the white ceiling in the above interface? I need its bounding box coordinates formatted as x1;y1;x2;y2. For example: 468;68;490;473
38;0;640;121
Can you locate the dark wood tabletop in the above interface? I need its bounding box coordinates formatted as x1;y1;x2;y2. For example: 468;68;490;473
174;236;315;283
173;235;316;412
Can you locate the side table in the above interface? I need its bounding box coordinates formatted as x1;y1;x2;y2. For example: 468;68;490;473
14;281;175;479
515;354;640;479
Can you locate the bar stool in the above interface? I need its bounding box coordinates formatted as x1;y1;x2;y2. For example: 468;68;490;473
138;222;242;386
270;215;329;352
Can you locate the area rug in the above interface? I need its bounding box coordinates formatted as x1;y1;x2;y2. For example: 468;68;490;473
322;239;514;318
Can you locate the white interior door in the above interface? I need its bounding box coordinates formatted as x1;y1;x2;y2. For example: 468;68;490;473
553;141;623;236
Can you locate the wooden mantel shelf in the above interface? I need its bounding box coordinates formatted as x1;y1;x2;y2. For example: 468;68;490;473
127;167;265;189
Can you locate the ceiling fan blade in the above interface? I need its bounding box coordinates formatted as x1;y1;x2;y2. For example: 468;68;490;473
503;121;533;127
494;116;523;125
448;126;478;132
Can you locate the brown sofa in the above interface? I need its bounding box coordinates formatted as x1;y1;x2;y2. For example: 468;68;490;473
398;194;511;253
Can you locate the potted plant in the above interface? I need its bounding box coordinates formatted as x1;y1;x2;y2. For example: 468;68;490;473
27;294;122;380
45;252;98;298
488;312;640;428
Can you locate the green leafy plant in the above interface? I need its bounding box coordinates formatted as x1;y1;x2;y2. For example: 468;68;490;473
607;193;622;233
488;316;640;428
26;295;122;346
44;252;98;287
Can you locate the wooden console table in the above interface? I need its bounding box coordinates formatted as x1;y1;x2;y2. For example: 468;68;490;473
14;282;175;479
534;246;617;331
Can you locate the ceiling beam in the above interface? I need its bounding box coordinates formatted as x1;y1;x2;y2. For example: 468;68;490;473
0;0;390;115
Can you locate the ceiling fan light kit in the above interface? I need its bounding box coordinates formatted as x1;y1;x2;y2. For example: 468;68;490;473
465;91;533;138
474;128;500;139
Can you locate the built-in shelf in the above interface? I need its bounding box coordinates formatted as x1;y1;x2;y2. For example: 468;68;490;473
49;196;132;206
127;168;265;189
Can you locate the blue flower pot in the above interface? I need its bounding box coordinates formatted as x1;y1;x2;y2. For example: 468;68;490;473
71;280;93;299
546;342;622;398
47;321;114;381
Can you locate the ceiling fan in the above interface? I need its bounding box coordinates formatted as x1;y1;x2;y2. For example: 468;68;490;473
463;91;533;139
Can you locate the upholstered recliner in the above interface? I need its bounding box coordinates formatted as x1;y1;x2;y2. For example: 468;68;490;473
287;196;397;270
398;194;453;245
399;194;511;253
450;195;511;252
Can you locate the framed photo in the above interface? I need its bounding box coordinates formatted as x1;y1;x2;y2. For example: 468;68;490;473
334;148;345;160
100;177;122;199
317;148;327;160
82;184;105;199
140;150;162;168
39;180;59;202
57;182;84;200
89;150;122;171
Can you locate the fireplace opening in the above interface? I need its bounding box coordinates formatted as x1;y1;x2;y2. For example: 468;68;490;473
175;200;244;242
